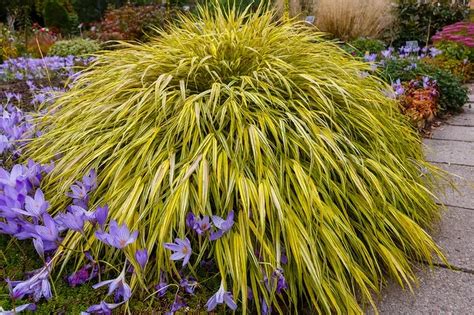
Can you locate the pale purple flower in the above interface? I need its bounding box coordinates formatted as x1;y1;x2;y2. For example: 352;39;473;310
210;211;234;240
0;164;25;188
171;295;186;312
262;297;272;315
193;215;211;235
8;263;52;302
22;189;49;217
180;277;198;294
155;273;168;297
95;220;138;249
56;210;85;232
135;249;148;269
185;212;195;228
92;269;131;302
92;205;108;228
34;213;59;242
363;53;377;62
82;169;97;191
164;238;192;266
273;268;288;294
381;48;392;59
67;182;89;208
85;301;123;314
205;283;237;311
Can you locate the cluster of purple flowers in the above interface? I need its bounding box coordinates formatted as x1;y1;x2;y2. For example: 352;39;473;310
0;56;92;82
391;76;438;99
0;100;35;156
0;158;149;314
186;210;234;241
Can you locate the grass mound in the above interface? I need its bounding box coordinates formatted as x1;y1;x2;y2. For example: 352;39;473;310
26;6;444;313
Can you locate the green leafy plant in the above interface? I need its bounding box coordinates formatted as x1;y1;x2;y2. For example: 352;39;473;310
343;37;386;57
394;0;468;47
423;56;474;83
436;41;474;62
26;6;445;313
380;58;468;111
48;38;101;56
42;0;79;34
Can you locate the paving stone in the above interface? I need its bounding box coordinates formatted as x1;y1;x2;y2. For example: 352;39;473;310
431;125;474;141
433;207;474;269
448;105;474;126
423;139;474;166
371;267;474;314
433;163;474;210
469;94;474;103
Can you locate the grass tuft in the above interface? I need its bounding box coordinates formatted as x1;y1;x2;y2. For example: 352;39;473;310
25;5;445;313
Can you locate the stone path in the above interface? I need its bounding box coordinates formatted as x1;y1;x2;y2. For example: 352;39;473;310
373;86;474;314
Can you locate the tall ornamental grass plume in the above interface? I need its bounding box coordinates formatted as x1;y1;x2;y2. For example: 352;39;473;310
314;0;395;40
25;5;445;314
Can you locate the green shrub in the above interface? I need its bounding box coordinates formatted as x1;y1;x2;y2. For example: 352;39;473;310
380;58;468;111
344;37;386;57
351;38;386;53
435;41;474;62
394;0;468;47
423;56;474;83
48;38;101;56
42;0;78;34
71;0;108;23
26;7;445;313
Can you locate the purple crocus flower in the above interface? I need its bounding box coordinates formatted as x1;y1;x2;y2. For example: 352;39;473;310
209;211;234;241
34;213;59;242
392;79;405;97
95;220;138;249
381;48;392;59
33;237;45;258
185;212;195;228
155;273;168;297
91;205;108;228
82;169;97;191
0;164;25;188
67;267;90;287
92;269;131;302
205;283;237;311
56;210;85;232
85;301;123;314
363;53;377;62
171;295;186;312
135;249;148;269
67;182;89;208
8;263;52;302
180;277;198;294
21;189;49;217
193;215;211;235
164;238;192;267
262;297;272;315
67;263;98;287
272;268;288;294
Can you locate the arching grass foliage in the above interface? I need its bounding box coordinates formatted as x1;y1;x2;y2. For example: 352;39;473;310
26;6;444;314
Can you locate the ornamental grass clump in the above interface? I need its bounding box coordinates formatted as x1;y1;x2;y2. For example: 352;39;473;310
25;6;444;313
